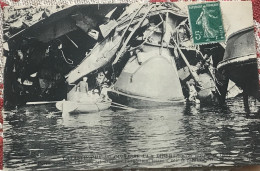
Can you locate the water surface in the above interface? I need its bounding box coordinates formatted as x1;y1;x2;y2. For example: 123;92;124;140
3;97;260;170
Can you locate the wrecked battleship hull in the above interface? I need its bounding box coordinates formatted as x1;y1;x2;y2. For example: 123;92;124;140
217;27;260;100
3;4;127;107
108;90;185;109
65;3;187;84
65;3;194;108
4;3;226;108
108;45;186;108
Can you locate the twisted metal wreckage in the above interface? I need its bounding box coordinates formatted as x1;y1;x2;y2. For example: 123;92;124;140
3;3;259;111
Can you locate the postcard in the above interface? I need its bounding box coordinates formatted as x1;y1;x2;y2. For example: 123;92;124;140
2;1;260;170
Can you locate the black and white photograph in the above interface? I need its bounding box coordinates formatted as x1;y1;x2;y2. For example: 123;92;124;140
2;1;260;170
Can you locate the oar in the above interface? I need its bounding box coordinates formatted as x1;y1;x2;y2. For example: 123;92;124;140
111;102;136;110
110;105;136;110
26;101;58;105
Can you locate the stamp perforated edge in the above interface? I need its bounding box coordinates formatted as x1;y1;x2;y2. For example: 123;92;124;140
187;1;226;45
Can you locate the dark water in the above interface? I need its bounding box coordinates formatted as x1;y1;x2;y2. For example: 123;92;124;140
3;97;260;170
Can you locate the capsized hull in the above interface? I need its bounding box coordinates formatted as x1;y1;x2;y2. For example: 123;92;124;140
109;47;185;108
108;89;185;109
218;57;258;97
217;27;259;99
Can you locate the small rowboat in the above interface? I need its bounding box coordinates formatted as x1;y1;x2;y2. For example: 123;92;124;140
56;100;111;114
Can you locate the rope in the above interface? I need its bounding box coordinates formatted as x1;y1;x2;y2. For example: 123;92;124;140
95;103;100;111
60;49;73;65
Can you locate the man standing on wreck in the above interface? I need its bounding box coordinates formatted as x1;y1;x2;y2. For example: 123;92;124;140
196;6;218;39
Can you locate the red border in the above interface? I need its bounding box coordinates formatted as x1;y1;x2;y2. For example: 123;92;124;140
0;0;260;170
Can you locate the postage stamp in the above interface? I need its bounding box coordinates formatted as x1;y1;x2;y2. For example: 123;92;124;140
188;2;225;45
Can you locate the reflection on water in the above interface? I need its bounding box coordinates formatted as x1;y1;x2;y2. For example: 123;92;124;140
3;97;260;170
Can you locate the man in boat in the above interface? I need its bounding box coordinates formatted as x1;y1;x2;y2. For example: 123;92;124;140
92;89;100;102
100;83;110;101
76;77;91;102
78;77;89;93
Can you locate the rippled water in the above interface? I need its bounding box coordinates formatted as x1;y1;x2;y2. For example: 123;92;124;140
3;97;260;170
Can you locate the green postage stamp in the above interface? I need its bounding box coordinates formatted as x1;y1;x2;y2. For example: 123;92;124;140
188;2;225;45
